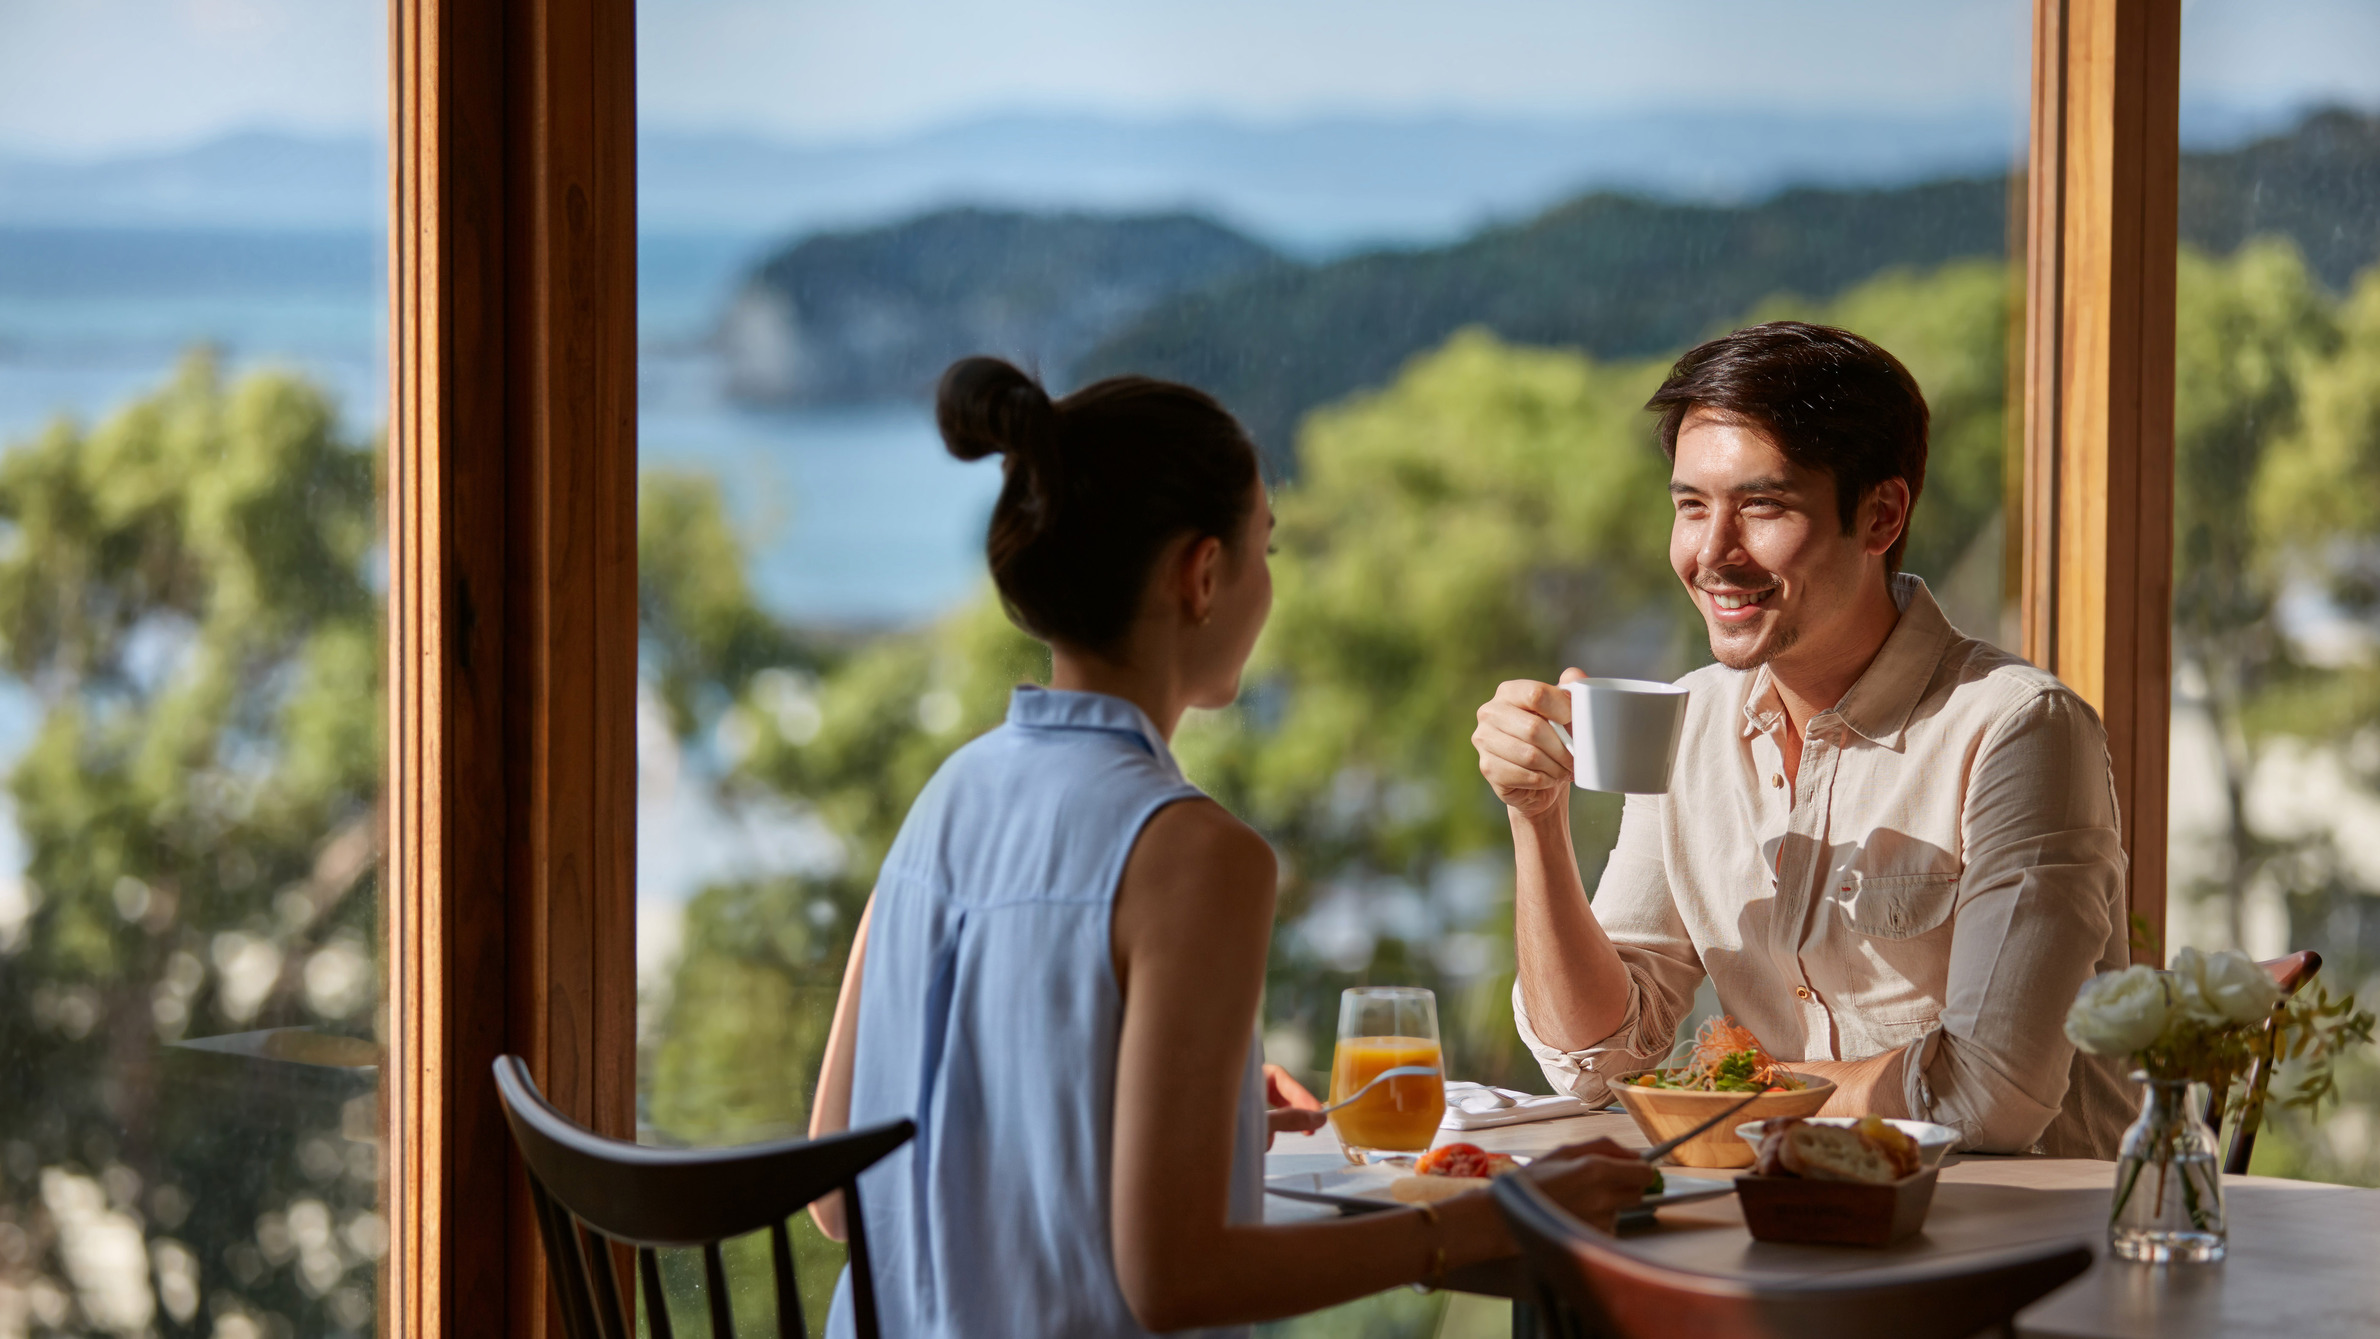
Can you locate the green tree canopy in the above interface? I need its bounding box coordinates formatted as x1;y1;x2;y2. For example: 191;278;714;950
0;351;387;1337
2258;261;2380;566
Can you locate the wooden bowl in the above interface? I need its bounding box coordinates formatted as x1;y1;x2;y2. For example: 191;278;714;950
1736;1166;1939;1246
1608;1071;1835;1168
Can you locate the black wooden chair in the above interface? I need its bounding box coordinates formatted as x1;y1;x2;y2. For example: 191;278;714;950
493;1056;914;1339
2201;949;2322;1174
1491;1174;2092;1339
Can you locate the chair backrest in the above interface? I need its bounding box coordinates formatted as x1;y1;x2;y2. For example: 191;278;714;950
1491;1175;2092;1339
2207;950;2322;1174
2264;950;2323;998
493;1055;914;1339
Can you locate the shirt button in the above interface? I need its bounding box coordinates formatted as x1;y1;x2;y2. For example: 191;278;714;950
1770;773;1784;789
1795;986;1813;1002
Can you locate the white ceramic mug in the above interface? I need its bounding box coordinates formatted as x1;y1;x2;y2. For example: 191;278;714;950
1549;677;1691;794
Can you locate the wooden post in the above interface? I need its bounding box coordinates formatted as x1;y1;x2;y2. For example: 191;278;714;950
2022;0;2180;963
387;0;639;1335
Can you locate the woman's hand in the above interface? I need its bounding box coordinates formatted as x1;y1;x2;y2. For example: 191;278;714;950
1515;1138;1659;1233
1263;1064;1329;1148
1473;672;1583;822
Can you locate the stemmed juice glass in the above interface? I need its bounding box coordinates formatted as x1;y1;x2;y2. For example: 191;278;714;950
1328;986;1445;1164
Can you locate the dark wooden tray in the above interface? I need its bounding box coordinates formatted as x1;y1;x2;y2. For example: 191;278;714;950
1736;1166;1939;1246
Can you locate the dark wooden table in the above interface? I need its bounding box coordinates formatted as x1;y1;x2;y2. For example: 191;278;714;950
1265;1110;2380;1337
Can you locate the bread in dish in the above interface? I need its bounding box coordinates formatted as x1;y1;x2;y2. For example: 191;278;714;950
1752;1115;1920;1184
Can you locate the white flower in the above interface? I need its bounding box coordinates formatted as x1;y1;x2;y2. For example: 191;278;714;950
2170;947;2282;1026
2065;965;2173;1057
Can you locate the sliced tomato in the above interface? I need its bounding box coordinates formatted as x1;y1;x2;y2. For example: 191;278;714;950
1416;1143;1489;1178
1416;1143;1520;1179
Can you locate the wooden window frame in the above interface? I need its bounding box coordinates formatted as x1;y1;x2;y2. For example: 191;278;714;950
2023;0;2180;964
387;0;639;1335
379;0;2186;1331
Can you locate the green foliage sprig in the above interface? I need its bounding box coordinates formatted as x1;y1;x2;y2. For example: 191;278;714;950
2266;986;2378;1117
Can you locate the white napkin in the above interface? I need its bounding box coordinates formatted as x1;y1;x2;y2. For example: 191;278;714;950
1439;1080;1594;1131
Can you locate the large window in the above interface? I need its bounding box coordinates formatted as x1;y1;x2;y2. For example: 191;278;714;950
629;3;2032;1331
0;5;389;1336
2166;0;2380;1184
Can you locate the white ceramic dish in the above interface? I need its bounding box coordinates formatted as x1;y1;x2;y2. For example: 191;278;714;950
1263;1161;1736;1223
1733;1116;1960;1167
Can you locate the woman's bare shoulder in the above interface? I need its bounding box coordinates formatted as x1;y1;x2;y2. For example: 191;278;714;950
1142;794;1275;879
1114;798;1276;950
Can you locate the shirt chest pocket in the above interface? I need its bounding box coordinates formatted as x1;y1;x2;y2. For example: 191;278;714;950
1832;871;1959;940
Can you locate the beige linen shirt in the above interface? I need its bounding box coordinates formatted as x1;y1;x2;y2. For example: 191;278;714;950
1516;576;2133;1157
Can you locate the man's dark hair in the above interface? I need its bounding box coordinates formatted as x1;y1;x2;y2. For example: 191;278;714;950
1645;321;1930;573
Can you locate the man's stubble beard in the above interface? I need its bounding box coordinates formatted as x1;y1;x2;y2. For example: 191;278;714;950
1707;616;1799;672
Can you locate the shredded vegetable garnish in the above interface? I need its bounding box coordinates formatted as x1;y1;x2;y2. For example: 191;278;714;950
1630;1016;1806;1093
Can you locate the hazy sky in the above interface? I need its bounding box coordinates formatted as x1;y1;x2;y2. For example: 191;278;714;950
2;0;2376;155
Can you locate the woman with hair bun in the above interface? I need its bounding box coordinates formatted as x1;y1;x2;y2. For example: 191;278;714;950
807;358;1651;1336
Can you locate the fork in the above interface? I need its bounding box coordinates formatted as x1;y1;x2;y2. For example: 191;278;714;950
1315;1065;1441;1114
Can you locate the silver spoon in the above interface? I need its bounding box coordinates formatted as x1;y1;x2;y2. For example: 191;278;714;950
1316;1066;1441;1114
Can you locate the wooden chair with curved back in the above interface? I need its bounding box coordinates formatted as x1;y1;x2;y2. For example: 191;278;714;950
2201;949;2323;1175
493;1055;915;1339
1490;1173;2092;1339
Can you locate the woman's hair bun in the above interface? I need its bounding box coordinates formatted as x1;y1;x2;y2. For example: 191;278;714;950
936;354;1259;654
937;356;1057;464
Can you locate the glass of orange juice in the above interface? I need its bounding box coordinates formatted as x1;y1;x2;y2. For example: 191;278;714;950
1328;986;1445;1164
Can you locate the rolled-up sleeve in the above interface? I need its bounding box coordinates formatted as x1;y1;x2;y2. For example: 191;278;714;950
1516;793;1706;1104
1905;690;2127;1152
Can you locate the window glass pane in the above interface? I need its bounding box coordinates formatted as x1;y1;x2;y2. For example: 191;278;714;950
635;4;2027;1331
0;5;389;1335
2171;0;2380;1185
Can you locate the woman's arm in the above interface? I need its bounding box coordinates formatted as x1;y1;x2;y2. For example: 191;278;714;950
806;894;873;1241
1108;800;1653;1332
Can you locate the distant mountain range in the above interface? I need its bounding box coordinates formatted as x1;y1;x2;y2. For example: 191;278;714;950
637;110;2034;252
0;132;385;232
0;102;2309;249
723;107;2380;461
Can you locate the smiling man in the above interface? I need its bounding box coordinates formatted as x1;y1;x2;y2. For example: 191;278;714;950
1471;321;2133;1157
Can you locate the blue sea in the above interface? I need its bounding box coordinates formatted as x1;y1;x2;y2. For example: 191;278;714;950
0;225;1002;629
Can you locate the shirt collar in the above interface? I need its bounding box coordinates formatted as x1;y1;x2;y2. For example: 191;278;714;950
1737;574;1953;750
1830;574;1953;748
1006;685;1184;779
1739;669;1787;740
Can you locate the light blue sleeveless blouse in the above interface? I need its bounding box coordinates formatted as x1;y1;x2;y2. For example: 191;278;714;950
827;686;1267;1339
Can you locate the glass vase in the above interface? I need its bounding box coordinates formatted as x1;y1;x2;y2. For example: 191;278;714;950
2108;1074;2226;1263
